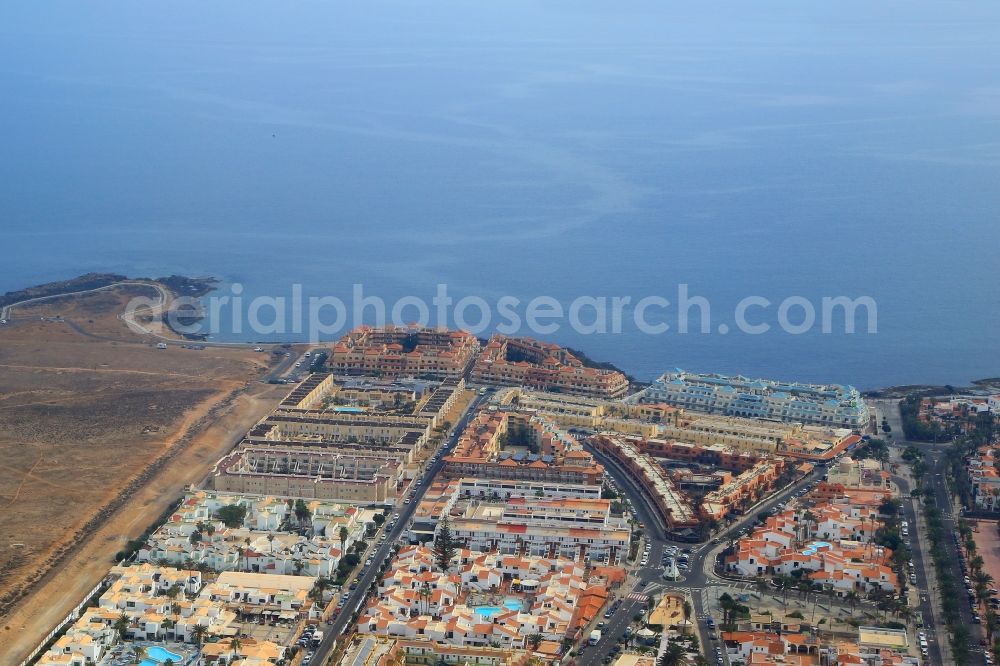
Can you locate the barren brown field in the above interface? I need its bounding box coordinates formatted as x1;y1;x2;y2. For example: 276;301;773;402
0;285;289;665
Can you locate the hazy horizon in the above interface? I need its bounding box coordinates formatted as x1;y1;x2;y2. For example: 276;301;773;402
3;1;999;389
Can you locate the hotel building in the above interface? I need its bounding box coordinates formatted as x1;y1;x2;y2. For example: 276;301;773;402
442;409;604;485
330;325;480;379
632;370;870;429
473;335;629;399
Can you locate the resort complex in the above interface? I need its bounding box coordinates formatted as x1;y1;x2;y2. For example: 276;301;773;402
441;409;605;485
330;326;480;379
630;370;871;429
22;325;968;666
472;335;629;399
357;545;610;650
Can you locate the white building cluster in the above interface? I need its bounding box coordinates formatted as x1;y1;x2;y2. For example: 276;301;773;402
36;564;303;666
137;491;367;577
633;370;869;429
358;545;606;648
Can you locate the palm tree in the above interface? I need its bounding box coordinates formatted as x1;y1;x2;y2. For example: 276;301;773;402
845;591;860;612
267;533;275;554
527;633;543;651
682;599;693;630
229;636;242;663
718;593;736;628
310;577;331;604
132;646;146;666
801;510;817;541
339;526;350;555
419;582;433;616
987;610;999;642
114;612;130;641
193;624;207;646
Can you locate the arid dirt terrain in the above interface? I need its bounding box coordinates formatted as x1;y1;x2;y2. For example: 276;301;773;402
0;285;288;664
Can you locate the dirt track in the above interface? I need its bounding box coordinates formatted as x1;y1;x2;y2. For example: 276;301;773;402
0;286;288;665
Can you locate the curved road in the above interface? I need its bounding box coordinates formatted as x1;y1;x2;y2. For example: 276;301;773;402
1;279;277;350
580;442;825;666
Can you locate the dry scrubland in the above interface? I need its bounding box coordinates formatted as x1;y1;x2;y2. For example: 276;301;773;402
0;286;287;664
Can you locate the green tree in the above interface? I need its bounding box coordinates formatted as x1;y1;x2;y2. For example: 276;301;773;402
295;499;312;523
229;636;242;662
434;517;457;572
719;592;736;628
215;504;247;528
658;643;685;666
114;612;130;640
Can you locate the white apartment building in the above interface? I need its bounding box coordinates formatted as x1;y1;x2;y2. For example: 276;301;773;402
633;370;870;429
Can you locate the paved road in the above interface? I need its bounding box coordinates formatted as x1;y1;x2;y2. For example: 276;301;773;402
873;397;989;664
1;280;167;320
888;448;946;664
581;442;824;666
310;391;488;665
1;278;285;351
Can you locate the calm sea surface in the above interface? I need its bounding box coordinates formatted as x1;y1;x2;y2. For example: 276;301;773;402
2;2;999;389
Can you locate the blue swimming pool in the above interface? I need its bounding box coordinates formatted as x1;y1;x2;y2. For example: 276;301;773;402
474;606;502;617
139;646;184;666
802;540;832;556
474;599;522;617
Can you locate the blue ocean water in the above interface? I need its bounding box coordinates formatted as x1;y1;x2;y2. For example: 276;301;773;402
2;1;998;389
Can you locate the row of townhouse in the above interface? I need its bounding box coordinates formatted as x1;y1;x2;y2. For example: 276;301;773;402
445;518;630;563
278;372;336;410
726;502;898;596
210;445;401;502
408;478;611;546
494;387;675;439
700;459;784;521
261;411;433;450
587;435;698;529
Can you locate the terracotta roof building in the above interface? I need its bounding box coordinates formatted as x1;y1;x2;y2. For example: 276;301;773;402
473;335;629;399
